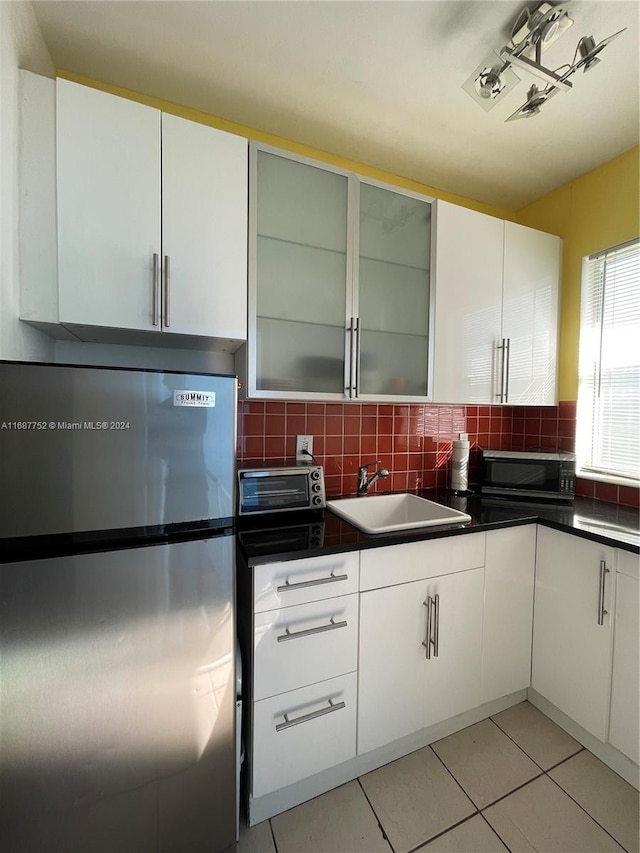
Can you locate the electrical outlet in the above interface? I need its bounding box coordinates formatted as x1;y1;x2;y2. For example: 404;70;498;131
296;435;313;462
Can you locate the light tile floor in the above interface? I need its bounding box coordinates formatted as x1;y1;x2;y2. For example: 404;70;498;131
238;701;639;853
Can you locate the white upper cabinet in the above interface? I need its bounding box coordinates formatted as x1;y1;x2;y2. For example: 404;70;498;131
433;202;503;404
160;113;248;340
502;222;561;405
57;80;161;333
244;144;434;400
27;77;248;349
433;201;561;405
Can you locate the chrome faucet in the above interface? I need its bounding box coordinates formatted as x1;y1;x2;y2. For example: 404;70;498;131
357;460;390;496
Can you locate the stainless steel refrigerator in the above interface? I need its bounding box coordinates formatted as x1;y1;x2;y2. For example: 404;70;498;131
0;361;238;853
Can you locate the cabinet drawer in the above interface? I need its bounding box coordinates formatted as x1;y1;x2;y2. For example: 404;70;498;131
252;672;357;797
360;533;485;591
254;552;359;612
254;594;358;700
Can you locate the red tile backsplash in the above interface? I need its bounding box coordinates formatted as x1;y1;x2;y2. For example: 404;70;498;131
236;399;639;507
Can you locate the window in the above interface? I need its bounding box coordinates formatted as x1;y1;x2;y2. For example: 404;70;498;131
576;238;640;485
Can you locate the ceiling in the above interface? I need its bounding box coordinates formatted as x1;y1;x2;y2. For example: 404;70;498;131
32;1;639;210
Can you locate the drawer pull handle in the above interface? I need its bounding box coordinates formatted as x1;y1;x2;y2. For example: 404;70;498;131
277;618;348;643
275;698;346;732
277;571;348;593
422;594;440;659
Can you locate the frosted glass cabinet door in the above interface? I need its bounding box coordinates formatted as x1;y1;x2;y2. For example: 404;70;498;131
357;183;432;397
253;151;349;395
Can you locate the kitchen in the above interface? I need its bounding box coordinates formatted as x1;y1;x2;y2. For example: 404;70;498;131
1;1;639;852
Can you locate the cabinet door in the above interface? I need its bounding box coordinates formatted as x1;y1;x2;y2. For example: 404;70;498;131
161;114;248;340
57;80;161;331
502;222;561;405
423;567;484;728
358;580;426;754
356;182;432;398
532;527;615;741
482;526;535;703
609;557;639;763
251;148;350;397
433;201;504;403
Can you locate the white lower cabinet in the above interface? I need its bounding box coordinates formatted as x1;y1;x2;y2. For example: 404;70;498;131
532;526;616;742
358;560;484;755
482;526;536;703
250;553;359;799
252;672;357;797
253;593;358;700
608;551;639;764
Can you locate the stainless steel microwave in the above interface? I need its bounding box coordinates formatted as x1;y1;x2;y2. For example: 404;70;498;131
481;450;575;501
237;464;326;515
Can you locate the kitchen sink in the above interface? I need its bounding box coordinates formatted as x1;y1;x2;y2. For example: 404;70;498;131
326;493;472;534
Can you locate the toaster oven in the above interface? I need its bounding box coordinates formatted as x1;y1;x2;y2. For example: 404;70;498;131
237;464;326;515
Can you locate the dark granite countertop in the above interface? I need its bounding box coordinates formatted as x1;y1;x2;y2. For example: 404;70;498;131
237;490;639;565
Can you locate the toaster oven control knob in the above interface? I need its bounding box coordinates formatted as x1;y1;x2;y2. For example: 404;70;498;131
310;469;321;480
312;496;323;506
312;483;322;493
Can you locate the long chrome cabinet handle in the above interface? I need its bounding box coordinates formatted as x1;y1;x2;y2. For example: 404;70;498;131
433;593;440;658
597;560;610;626
346;317;357;398
275;698;345;732
277;572;348;593
277;618;348;643
504;337;511;403
152;253;160;326
495;339;506;402
422;597;432;659
353;317;360;398
163;255;170;328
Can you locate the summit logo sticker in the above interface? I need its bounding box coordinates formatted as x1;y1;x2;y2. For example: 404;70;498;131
173;390;216;408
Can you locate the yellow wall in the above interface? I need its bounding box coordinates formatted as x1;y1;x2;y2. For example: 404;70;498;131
57;69;513;221
516;146;640;401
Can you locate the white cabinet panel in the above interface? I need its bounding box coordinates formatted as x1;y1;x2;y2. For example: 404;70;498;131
254;552;359;613
502;222;561;405
358;564;484;754
57;80;161;331
252;672;356;797
609;566;639;763
532;527;615;741
358;580;427;754
482;526;535;702
161;114;247;339
423;567;484;729
359;532;485;591
253;594;358;700
433;202;561;405
433;201;504;404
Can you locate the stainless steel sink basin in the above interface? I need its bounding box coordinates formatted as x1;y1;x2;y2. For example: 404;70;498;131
326;493;472;534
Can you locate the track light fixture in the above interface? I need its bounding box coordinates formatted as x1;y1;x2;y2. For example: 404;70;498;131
462;1;626;121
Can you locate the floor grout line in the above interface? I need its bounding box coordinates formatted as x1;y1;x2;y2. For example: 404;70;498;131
544;770;632;852
403;813;480;853
486;715;548;773
428;743;480;813
268;818;279;853
542;745;585;773
355;777;395;853
477;770;545;812
478;811;514;853
490;710;585;775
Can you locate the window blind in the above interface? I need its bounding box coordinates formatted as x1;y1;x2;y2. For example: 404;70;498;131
577;238;640;483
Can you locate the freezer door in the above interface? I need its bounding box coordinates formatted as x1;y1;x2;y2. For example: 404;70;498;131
0;535;235;853
0;364;237;538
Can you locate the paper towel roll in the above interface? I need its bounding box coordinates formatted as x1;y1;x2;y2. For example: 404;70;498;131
451;433;470;493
